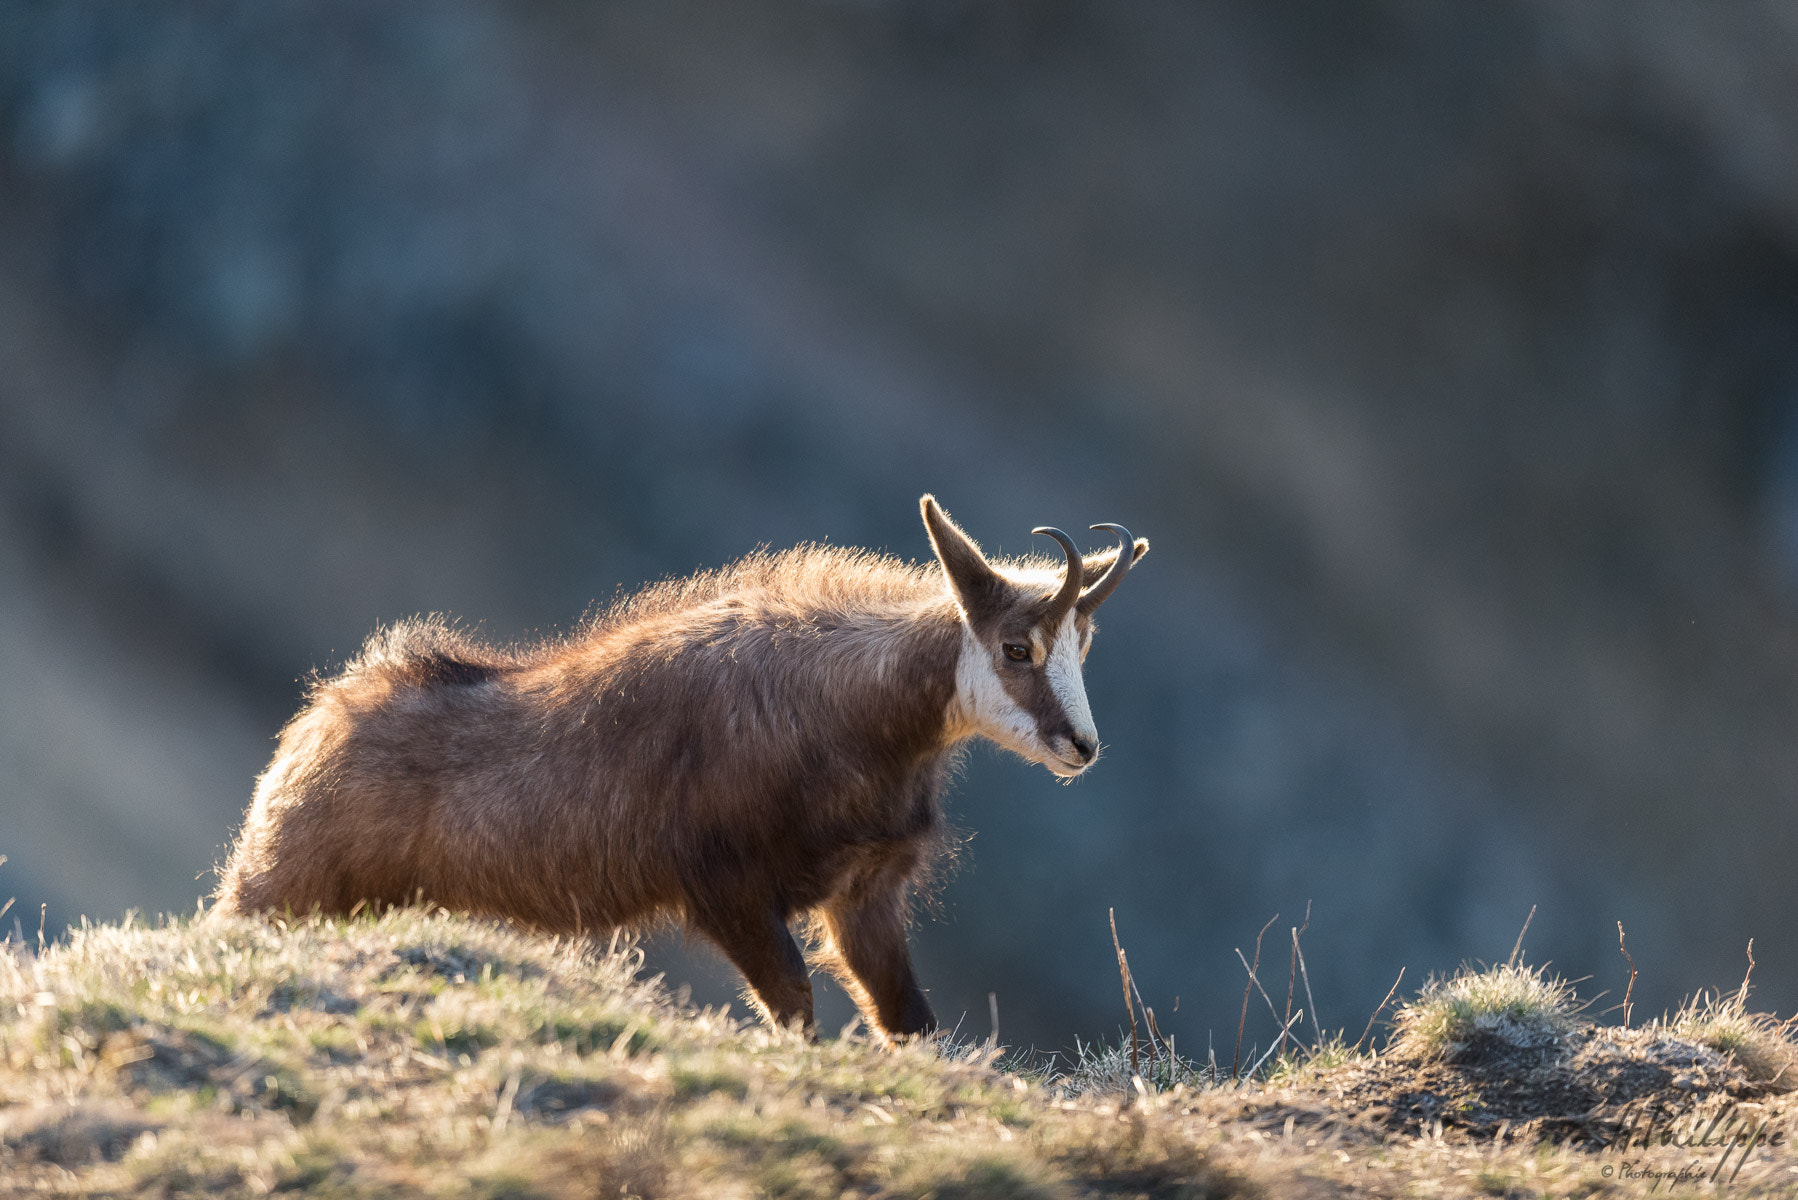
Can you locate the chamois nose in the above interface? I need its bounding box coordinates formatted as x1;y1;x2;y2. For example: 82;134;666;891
1071;735;1097;764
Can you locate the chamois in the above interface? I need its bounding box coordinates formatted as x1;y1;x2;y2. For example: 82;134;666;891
215;496;1147;1039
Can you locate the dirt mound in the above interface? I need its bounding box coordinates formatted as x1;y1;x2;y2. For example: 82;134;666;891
1218;1025;1790;1155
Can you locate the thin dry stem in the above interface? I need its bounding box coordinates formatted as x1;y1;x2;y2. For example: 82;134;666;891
1737;938;1757;1011
1507;904;1536;970
1109;907;1139;1078
1295;927;1320;1048
1357;967;1405;1053
1231;914;1278;1080
1617;921;1637;1029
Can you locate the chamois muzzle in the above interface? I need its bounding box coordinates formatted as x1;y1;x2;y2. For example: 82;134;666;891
1077;523;1134;614
1030;526;1085;627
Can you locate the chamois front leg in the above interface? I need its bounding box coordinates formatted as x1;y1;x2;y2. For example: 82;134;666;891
695;903;815;1034
817;861;936;1041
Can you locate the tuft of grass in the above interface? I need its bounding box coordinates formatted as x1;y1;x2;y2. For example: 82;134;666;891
1052;1034;1220;1097
1666;990;1798;1088
1263;1032;1361;1087
1054;1029;1366;1097
1389;962;1581;1060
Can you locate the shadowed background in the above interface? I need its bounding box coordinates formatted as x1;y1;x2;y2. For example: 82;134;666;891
4;1;1798;1053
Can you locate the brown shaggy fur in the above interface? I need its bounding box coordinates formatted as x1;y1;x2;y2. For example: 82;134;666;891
215;500;1144;1039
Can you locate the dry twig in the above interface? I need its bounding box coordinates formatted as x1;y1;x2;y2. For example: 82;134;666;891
1736;938;1757;1010
1508;904;1536;969
1109;908;1139;1078
1617;921;1637;1029
1356;967;1405;1053
1232;914;1279;1078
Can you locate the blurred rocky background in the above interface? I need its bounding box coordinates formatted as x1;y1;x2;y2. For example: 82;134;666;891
4;0;1798;1052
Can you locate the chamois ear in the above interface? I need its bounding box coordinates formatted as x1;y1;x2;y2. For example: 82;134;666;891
1080;537;1149;587
920;495;1006;623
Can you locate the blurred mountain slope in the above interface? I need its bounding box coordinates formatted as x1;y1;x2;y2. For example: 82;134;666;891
3;0;1798;1045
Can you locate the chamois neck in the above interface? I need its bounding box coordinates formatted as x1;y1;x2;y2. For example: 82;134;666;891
834;597;965;759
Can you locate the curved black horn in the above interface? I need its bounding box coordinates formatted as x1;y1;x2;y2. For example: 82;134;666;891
1077;523;1134;614
1031;526;1084;626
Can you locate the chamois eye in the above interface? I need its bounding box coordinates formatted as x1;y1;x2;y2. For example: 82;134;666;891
1003;643;1031;662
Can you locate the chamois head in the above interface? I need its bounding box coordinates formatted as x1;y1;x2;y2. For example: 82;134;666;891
922;494;1148;778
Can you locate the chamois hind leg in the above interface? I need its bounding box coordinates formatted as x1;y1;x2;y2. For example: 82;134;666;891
816;860;936;1041
694;904;815;1034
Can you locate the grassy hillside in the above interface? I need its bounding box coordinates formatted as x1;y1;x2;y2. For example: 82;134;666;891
3;912;1796;1198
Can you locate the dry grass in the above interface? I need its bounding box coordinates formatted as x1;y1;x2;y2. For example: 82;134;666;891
1051;955;1798;1195
6;914;1798;1197
0;911;1252;1198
